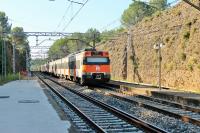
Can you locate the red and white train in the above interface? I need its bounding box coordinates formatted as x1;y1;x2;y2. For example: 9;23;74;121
40;48;110;84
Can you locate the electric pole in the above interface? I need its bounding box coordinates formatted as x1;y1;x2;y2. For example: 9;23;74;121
3;38;6;77
93;33;96;49
1;37;3;76
158;43;162;90
12;43;16;74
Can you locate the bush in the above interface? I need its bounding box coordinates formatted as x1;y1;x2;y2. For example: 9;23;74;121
165;36;170;43
197;64;200;70
164;62;174;72
0;73;19;85
179;52;186;61
192;27;197;34
143;17;150;22
183;31;190;40
192;18;197;24
186;21;192;27
187;57;197;72
153;11;162;17
187;64;193;71
176;10;181;16
189;57;198;64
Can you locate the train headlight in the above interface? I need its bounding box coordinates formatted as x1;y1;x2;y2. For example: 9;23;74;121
82;65;86;72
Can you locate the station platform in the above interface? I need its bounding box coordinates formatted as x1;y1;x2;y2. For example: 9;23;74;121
0;80;71;133
110;81;200;107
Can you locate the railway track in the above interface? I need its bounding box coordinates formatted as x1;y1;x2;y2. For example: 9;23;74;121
95;84;200;127
36;73;167;133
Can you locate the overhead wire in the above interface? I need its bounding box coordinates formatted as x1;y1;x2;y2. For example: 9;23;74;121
54;2;72;32
100;18;121;32
62;0;89;32
67;0;83;5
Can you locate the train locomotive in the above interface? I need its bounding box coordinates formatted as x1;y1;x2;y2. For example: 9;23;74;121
40;48;110;84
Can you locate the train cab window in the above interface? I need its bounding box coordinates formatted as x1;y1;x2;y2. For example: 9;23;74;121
84;57;110;65
87;57;108;63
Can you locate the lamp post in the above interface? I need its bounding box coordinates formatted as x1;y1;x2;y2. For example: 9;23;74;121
154;42;164;90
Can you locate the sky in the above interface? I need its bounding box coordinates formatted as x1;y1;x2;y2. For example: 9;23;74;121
0;0;133;58
0;0;133;32
0;0;178;58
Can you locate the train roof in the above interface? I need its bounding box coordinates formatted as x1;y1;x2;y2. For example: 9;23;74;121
67;48;96;56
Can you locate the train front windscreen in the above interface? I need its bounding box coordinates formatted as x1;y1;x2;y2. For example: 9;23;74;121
84;57;110;65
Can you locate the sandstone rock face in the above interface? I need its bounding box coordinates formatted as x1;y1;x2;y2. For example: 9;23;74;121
97;1;200;92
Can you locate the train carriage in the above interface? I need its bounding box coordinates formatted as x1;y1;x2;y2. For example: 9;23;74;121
41;48;110;85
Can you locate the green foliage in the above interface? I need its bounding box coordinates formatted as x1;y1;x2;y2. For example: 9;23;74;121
0;11;12;75
187;64;193;71
164;36;170;43
48;38;70;59
30;58;48;71
47;27;125;59
186;21;192;27
121;1;155;26
0;73;19;85
176;10;182;16
149;0;167;11
101;27;125;42
0;11;11;33
11;27;30;72
197;64;200;70
153;11;162;17
179;52;186;61
192;27;197;34
183;31;190;40
187;57;197;71
164;62;174;72
48;28;101;59
12;27;27;44
0;11;29;75
84;28;101;44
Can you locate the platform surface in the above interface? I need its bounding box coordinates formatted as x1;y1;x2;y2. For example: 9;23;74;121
110;80;200;106
0;80;70;133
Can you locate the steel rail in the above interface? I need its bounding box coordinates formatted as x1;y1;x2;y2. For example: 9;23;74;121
98;84;200;127
36;74;106;133
43;74;168;133
101;84;200;113
108;80;170;90
137;95;200;113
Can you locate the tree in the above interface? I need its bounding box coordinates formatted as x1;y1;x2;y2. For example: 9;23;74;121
101;27;125;42
149;0;167;11
121;1;155;26
48;38;69;59
0;11;11;33
48;28;101;59
84;28;101;44
0;12;29;75
0;11;12;75
11;27;30;72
